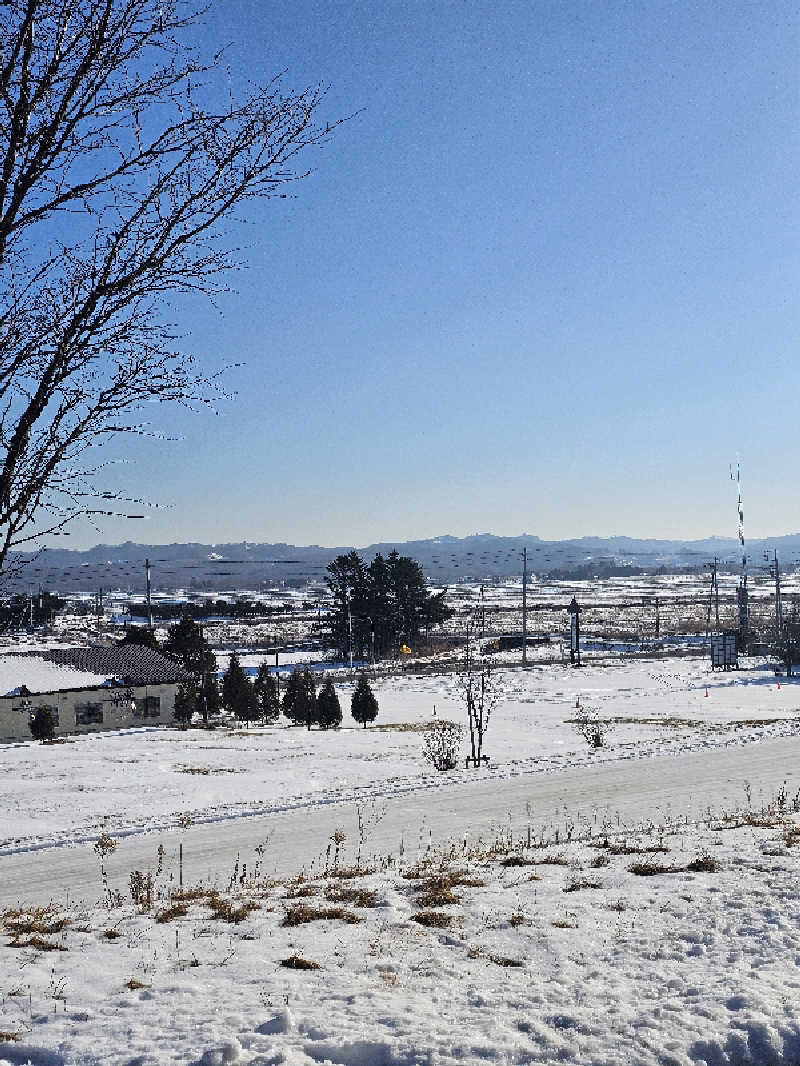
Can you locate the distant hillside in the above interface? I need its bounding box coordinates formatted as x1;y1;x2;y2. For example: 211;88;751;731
4;531;800;594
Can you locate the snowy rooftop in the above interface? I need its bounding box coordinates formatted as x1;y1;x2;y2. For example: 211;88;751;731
0;645;187;696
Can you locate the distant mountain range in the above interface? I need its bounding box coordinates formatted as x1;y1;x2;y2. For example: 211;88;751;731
4;531;800;594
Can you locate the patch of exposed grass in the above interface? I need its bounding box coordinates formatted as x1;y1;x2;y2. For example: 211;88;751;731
411;910;452;929
591;854;611;868
282;904;362;927
536;853;569;866
103;929;122;941
284;884;319;900
551;917;577;929
487;953;524;967
563;877;603;893
155;902;190;924
124;978;150;991
7;935;66;951
324;884;379;908
628;861;685;877
687;853;721;873
2;907;72;936
170;886;219;903
0;1031;20;1042
499;855;537;868
280;954;321;970
207;896;260;924
328;865;376;880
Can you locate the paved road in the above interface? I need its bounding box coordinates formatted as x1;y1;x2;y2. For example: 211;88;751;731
2;734;797;908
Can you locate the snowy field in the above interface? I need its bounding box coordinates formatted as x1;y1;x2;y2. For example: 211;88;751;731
1;653;799;1065
1;655;798;852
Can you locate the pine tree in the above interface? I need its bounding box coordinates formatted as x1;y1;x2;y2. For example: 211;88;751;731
351;673;379;728
173;680;197;728
282;666;317;729
316;678;342;729
222;651;258;725
254;664;280;724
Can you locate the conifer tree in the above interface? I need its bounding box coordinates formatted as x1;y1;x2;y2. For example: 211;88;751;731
254;663;280;724
173;680;197;728
351;673;379;728
222;651;258;724
283;666;317;729
316;678;342;729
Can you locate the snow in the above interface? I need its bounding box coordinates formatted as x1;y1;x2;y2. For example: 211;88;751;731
1;653;799;1064
0;657;117;697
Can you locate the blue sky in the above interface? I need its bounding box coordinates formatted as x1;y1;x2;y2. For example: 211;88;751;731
77;0;799;548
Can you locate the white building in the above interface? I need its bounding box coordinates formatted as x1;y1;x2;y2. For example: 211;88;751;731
0;645;190;742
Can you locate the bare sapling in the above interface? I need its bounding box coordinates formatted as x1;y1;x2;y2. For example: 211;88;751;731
458;627;499;768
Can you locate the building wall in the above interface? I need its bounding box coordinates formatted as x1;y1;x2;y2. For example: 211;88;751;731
0;683;179;742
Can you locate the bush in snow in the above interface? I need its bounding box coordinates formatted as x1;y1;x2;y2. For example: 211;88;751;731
422;720;464;771
573;703;608;749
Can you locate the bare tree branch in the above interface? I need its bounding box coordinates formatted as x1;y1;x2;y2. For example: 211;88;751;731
0;0;346;573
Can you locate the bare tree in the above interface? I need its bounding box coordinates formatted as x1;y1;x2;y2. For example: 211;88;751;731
0;0;344;572
458;625;499;768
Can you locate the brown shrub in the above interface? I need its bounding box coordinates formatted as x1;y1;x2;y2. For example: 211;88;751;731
155;902;190;924
280;954;321;970
324;885;379;908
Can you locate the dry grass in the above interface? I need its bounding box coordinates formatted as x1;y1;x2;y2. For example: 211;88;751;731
628;860;685;876
563;877;603;893
7;935;66;951
324;884;379;908
487;953;524;967
411;910;452;929
103;929;122;941
535;853;570;866
604;842;669;856
687;853;721;873
284;884;319;900
509;911;529;927
2;907;72;936
177;765;241;775
327;865;376;880
499;855;537;868
124;978;150;991
280;954;321;970
591;854;611;868
282;904;363;927
155;902;190;924
551;917;577;929
207;896;260;924
170;886;219;903
0;1031;20;1042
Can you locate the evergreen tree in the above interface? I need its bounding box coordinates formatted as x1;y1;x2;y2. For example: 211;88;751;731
253;664;280;724
119;625;158;649
29;706;56;742
326;551;453;660
351;673;379;728
173;680;197;728
164;613;218;723
316;678;342;729
282;666;317;729
222;652;259;724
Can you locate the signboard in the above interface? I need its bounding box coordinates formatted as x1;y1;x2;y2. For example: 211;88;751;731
711;631;738;671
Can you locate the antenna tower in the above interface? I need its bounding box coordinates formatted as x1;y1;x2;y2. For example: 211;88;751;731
731;462;749;652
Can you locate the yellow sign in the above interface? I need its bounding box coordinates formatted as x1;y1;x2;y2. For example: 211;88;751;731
400;644;412;654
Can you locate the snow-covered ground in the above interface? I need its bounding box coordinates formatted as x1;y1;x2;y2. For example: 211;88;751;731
1;655;797;852
1;653;799;1065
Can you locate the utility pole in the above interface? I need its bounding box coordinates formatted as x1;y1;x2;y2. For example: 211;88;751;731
765;549;782;646
146;558;153;630
521;549;528;667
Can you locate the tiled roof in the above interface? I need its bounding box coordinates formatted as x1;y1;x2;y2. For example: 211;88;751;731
43;645;189;685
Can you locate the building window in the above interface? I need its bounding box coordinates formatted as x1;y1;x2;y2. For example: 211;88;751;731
134;696;161;719
75;703;104;725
